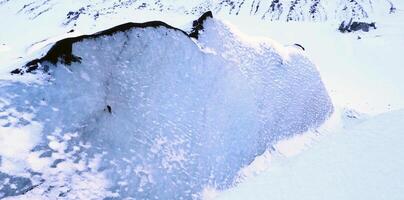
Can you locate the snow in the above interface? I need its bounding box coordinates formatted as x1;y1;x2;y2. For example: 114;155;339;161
0;15;332;199
1;0;404;199
214;109;404;200
211;7;404;200
0;0;400;77
218;8;404;115
0;122;42;175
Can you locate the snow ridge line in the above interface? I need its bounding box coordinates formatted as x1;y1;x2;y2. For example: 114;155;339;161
11;11;214;75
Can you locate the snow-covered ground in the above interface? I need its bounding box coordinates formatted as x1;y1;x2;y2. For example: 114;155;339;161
211;8;404;200
214;109;404;200
219;9;404;114
1;0;404;199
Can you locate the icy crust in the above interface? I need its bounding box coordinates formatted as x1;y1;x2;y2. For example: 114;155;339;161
0;17;332;199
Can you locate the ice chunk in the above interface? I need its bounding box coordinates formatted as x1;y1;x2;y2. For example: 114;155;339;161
1;17;332;199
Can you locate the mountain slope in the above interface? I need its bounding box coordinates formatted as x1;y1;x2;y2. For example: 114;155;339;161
0;0;398;25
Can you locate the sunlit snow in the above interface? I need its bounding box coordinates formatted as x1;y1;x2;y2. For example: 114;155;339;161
1;0;404;199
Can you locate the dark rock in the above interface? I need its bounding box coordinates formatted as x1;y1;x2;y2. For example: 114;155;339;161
11;17;200;75
105;105;112;113
189;11;213;39
293;43;305;51
389;2;396;14
64;7;86;25
338;19;376;33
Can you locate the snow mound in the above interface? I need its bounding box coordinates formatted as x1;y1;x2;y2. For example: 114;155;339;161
0;14;332;199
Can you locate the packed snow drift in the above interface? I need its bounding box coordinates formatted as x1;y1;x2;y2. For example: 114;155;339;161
0;13;332;199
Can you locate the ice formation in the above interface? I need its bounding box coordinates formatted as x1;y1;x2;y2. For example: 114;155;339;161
0;13;332;199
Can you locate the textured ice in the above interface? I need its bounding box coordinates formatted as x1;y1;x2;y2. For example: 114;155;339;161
0;17;332;199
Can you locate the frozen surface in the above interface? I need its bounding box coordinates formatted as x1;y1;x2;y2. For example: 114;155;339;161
2;1;403;199
219;8;404;114
211;7;404;200
215;109;404;200
0;18;332;199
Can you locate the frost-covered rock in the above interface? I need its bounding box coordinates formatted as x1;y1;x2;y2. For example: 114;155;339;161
0;13;332;199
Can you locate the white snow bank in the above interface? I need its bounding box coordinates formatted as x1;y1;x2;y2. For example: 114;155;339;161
215;109;404;200
0;17;332;199
219;9;404;114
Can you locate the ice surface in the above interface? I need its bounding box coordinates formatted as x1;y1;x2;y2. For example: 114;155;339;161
208;7;404;200
215;109;404;200
0;18;332;199
1;1;403;199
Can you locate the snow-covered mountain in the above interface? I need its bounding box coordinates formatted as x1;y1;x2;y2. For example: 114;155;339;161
0;0;398;25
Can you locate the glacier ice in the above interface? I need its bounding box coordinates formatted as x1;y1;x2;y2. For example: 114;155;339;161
0;15;332;199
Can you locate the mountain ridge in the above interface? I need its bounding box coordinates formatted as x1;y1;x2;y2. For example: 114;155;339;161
1;0;398;26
